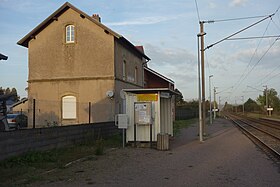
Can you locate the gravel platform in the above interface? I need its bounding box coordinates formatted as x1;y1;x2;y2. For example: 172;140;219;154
30;118;280;187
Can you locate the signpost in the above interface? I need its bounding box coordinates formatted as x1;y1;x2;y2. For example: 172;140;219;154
267;108;273;116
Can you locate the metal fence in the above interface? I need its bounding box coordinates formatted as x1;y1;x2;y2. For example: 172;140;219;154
12;99;115;129
175;107;199;120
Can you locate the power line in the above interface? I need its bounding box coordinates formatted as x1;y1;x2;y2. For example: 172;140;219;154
231;36;279;99
205;14;274;50
194;0;200;22
228;19;272;96
271;19;280;31
256;64;280;86
226;35;280;40
267;73;280;85
207;15;269;23
242;37;280;82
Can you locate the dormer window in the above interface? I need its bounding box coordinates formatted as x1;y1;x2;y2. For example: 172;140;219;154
66;25;75;43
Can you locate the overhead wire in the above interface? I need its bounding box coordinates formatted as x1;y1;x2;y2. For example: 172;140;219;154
256;59;280;86
226;35;280;40
228;5;280;98
205;14;274;50
207;15;269;23
230;18;272;95
200;4;280;103
194;0;201;22
251;7;280;89
241;36;280;83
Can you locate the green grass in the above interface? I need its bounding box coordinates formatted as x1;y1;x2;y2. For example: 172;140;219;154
173;119;196;136
245;112;280;119
0;133;122;187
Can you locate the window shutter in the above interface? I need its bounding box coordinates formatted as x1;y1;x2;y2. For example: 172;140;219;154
62;96;76;119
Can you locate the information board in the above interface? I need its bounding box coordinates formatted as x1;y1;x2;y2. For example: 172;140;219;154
134;102;152;125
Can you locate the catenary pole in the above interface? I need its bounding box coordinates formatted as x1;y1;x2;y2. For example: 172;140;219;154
214;87;217;119
209;75;213;124
197;34;203;142
200;21;206;136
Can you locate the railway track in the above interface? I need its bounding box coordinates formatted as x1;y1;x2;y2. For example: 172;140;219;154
224;113;280;162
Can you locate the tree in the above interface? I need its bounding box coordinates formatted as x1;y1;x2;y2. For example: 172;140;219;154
0;87;20;102
244;98;261;112
0;87;4;95
257;88;280;112
5;88;11;95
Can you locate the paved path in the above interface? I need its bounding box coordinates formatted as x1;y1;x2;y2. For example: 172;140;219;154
30;118;280;187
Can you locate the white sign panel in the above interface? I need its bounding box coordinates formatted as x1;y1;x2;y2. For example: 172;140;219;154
116;114;128;129
134;102;152;125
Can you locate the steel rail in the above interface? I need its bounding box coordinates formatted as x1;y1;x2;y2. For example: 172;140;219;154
237;118;280;140
225;114;280;160
247;117;280;130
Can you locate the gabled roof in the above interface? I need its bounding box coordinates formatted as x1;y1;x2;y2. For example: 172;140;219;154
144;67;174;84
17;2;150;60
123;88;178;95
0;53;8;60
135;46;144;53
11;98;28;108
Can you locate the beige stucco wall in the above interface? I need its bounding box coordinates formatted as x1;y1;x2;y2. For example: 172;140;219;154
27;8;116;127
28;79;115;127
28;8;114;81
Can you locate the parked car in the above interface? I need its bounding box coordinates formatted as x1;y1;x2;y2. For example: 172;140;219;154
6;113;28;129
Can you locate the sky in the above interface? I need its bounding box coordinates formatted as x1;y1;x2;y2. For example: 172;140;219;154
0;0;280;105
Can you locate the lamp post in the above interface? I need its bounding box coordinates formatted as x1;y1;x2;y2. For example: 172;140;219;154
241;96;245;115
219;96;221;116
209;75;213;124
213;87;217;119
197;31;206;142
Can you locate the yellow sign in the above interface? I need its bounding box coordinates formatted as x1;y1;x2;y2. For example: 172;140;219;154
137;94;158;101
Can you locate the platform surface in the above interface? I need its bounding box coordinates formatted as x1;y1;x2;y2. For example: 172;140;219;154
30;118;280;187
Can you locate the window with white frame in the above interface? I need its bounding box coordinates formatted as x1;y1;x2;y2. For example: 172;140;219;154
123;60;126;80
66;25;75;43
62;95;76;119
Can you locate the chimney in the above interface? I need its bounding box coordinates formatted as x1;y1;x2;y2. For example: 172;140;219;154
92;14;101;22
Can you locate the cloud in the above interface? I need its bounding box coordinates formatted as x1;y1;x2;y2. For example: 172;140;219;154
230;0;248;7
105;14;187;26
144;43;198;97
208;2;217;9
231;42;280;68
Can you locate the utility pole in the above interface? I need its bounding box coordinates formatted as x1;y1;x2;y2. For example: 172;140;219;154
242;96;245;115
209;75;213;124
263;85;268;116
200;21;206;136
197;34;203;142
235;97;237;113
264;85;268;107
213;87;217;119
219;96;221;116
